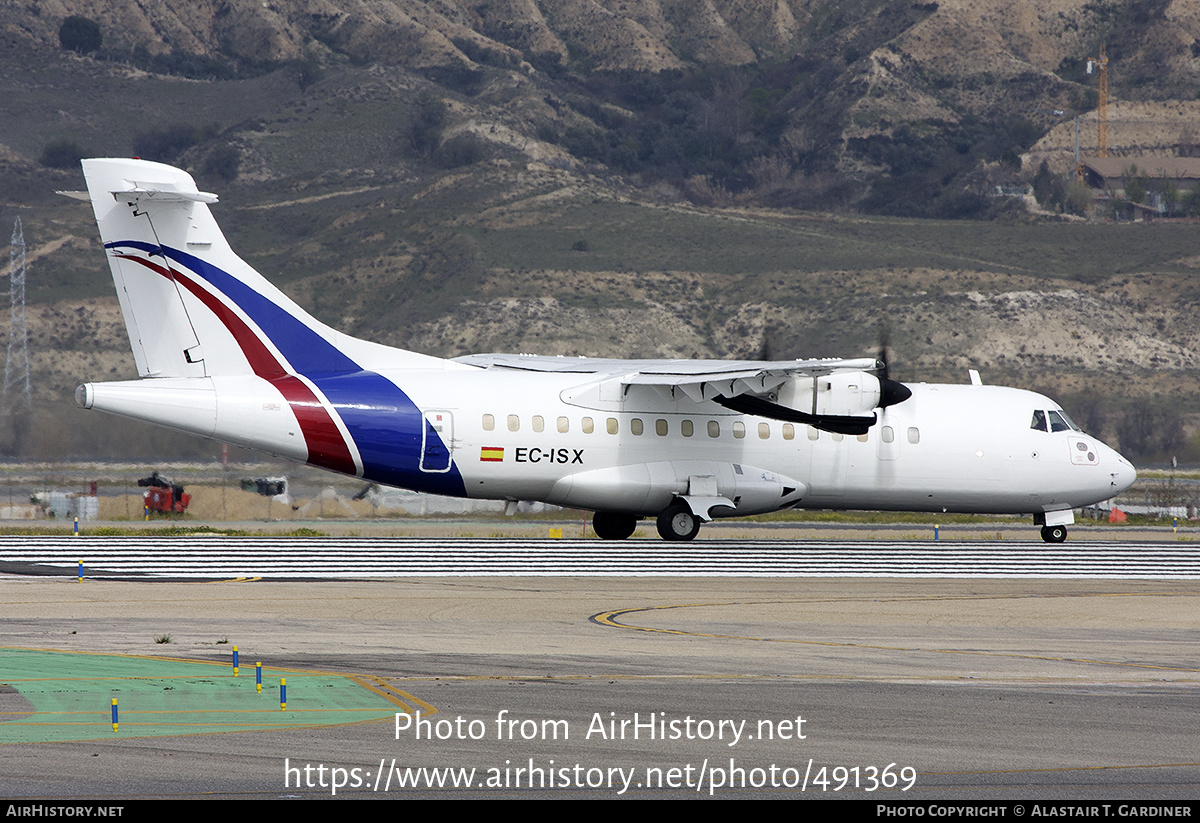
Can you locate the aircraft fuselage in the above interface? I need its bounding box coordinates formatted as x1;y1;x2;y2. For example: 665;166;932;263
72;157;1137;542
81;367;1135;521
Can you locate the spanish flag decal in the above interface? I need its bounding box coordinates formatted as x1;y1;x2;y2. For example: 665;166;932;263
480;446;504;462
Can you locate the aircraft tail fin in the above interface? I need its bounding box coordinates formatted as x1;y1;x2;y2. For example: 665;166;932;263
81;158;446;380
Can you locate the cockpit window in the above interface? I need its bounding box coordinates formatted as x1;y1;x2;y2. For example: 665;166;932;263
1033;409;1082;433
1055;409;1081;432
1047;410;1078;432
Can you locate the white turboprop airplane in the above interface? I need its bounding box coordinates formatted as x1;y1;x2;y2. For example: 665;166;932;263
70;158;1136;542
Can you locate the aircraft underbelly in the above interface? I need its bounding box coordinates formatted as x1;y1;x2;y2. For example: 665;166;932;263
539;459;801;516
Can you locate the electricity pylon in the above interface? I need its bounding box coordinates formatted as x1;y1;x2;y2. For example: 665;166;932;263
4;217;31;416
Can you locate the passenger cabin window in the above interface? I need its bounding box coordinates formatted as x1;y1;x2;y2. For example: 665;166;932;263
557;416;569;433
582;417;594;434
708;421;720;438
532;415;544;433
681;420;694;437
758;422;771;440
881;426;894;443
655;419;668;436
631;418;644;436
808;426;820;441
507;414;519;432
783;423;795;440
907;427;920;445
733;422;745;439
482;414;495;431
607;418;618;435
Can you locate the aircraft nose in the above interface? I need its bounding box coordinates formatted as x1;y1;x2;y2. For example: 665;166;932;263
1107;447;1137;496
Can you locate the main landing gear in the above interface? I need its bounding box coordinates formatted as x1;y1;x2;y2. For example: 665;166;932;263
656;504;701;542
591;506;704;541
1040;524;1067;543
592;511;638;540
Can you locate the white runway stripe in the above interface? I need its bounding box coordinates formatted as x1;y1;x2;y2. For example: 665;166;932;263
0;536;1196;578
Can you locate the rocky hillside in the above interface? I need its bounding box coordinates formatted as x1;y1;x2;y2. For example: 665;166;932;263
10;0;1199;84
6;0;1200;190
0;0;1199;462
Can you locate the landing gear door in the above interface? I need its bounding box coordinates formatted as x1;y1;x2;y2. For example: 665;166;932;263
420;410;454;473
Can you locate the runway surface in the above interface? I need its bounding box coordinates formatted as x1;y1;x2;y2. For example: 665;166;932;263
1;535;1198;800
2;535;1199;578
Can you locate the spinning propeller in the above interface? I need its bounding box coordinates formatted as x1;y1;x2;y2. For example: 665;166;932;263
876;321;912;410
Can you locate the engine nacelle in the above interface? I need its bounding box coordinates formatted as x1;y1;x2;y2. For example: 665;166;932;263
776;370;883;417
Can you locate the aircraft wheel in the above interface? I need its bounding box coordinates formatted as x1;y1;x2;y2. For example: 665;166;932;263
592;511;637;540
1040;525;1067;543
657;504;701;541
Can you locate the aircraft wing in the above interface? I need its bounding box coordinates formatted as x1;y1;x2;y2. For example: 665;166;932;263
455;353;877;397
613;358;878;402
454;354;901;434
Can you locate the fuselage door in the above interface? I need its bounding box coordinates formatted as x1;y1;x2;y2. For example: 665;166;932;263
420;410;454;472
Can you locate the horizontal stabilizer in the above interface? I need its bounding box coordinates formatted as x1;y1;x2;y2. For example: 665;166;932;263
110;186;219;205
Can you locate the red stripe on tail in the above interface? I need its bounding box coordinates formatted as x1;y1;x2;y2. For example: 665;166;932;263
116;254;357;475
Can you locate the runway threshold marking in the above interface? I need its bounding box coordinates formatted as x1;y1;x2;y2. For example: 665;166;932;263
592;601;1200;675
9;535;1200;578
0;648;437;744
